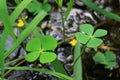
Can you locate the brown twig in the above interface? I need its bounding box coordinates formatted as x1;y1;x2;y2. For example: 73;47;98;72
98;44;119;51
5;59;26;77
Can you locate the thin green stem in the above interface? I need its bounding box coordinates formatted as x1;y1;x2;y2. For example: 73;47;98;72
8;6;16;9
58;36;75;45
5;56;24;66
38;27;45;36
74;36;92;65
60;7;65;41
74;45;86;65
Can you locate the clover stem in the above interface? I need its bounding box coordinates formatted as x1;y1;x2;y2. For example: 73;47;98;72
60;7;65;41
74;45;86;65
58;36;75;45
81;45;87;56
74;38;91;65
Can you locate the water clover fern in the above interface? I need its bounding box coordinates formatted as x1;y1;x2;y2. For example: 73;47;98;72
93;51;117;69
76;24;107;48
25;35;57;64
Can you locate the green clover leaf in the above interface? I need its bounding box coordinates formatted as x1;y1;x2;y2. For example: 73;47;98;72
27;0;42;13
105;62;117;69
25;51;40;62
42;3;51;12
40;52;56;63
93;51;117;69
26;38;41;51
76;32;89;44
25;35;57;63
86;38;103;47
80;24;94;35
75;24;107;48
93;52;106;64
105;51;116;61
27;0;51;14
42;36;57;50
93;29;107;37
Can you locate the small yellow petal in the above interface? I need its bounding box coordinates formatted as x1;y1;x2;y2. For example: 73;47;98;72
17;19;24;27
69;39;77;46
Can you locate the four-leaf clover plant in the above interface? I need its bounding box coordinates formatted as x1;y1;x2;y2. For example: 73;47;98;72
25;35;57;64
76;24;107;48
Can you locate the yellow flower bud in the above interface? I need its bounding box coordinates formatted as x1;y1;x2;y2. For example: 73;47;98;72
69;39;77;46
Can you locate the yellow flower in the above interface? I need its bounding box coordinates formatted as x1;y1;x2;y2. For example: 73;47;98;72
17;19;24;27
69;39;77;46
